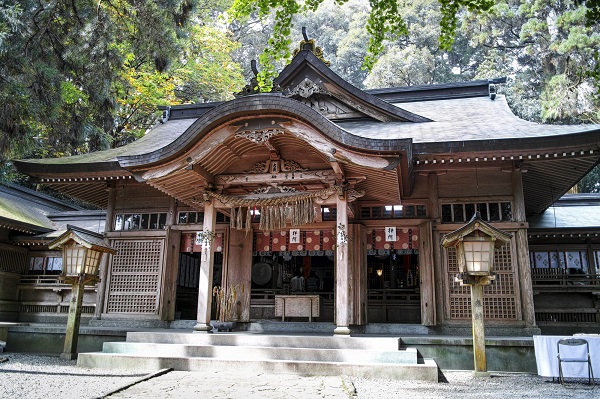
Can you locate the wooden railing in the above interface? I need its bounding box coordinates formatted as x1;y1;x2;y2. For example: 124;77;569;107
531;269;600;292
18;275;63;286
367;288;420;302
535;308;599;324
250;289;334;300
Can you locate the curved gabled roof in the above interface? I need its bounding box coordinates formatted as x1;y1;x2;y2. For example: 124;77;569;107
13;118;198;175
117;94;413;170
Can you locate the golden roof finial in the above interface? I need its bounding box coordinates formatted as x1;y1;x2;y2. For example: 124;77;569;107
293;27;330;66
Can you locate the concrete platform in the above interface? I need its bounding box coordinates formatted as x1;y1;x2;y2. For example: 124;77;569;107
399;336;536;372
3;322;537;374
77;332;440;381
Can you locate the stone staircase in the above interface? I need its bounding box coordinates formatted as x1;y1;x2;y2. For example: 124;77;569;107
77;331;440;381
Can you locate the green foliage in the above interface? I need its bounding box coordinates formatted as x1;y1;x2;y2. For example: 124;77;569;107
585;0;600;25
454;0;600;124
173;26;245;103
227;0;495;89
363;0;409;69
0;0;245;182
365;45;436;87
577;164;600;193
438;0;494;50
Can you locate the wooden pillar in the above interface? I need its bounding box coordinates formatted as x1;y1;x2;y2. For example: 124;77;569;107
194;199;217;332
421;173;439;326
350;224;367;325
95;184;117;319
166;197;177;226
160;197;180;321
419;221;436;326
334;193;351;335
512;170;536;328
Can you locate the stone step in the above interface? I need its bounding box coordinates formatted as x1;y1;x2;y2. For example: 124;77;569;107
77;352;439;381
124;331;402;350
76;332;441;381
98;341;418;364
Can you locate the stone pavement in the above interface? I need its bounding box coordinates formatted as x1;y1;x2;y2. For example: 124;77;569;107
105;368;599;399
1;352;597;399
107;368;356;399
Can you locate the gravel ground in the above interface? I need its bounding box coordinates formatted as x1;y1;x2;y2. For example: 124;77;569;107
0;353;598;399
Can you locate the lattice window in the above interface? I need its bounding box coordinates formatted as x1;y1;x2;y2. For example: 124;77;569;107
360;204;427;219
0;244;29;273
447;242;518;320
106;239;164;314
441;202;512;223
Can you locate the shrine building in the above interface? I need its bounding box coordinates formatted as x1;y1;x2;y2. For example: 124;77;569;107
7;44;600;336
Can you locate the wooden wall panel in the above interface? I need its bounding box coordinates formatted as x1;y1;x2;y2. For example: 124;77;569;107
225;228;252;321
407;173;430;200
114;183;172;211
437;169;512;199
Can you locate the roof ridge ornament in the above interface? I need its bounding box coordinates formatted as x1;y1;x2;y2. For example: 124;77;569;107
235;60;261;97
293;27;330;66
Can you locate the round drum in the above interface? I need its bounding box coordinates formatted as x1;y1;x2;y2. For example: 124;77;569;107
252;262;272;285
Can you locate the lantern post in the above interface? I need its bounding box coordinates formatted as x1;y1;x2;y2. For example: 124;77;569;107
441;213;511;375
49;225;116;360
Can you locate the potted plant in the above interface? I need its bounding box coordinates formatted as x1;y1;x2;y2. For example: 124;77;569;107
212;282;249;331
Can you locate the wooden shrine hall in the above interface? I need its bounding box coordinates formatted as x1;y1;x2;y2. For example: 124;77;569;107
11;43;600;336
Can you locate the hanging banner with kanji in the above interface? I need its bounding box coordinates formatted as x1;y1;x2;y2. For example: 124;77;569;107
367;228;419;253
254;229;334;254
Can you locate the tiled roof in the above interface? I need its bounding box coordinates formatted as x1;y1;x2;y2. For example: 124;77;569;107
17;118;197;166
528;194;600;229
336;95;600;144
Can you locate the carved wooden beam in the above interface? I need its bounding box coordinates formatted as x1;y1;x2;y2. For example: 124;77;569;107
185;164;214;186
215;169;337;187
329;159;345;182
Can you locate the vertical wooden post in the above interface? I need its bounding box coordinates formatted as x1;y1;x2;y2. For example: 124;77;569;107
425;172;441;326
334;193;350;335
61;279;85;360
194;199;216;332
470;281;487;375
419;221;436;326
95;184;117;319
350;224;367;325
512;169;536;328
160;198;180;321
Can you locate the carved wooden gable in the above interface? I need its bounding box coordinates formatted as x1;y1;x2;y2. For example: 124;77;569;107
285;77;368;120
274;50;430;123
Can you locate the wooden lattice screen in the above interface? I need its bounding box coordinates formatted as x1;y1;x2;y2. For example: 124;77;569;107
0;244;28;273
447;242;519;320
106;239;164;314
